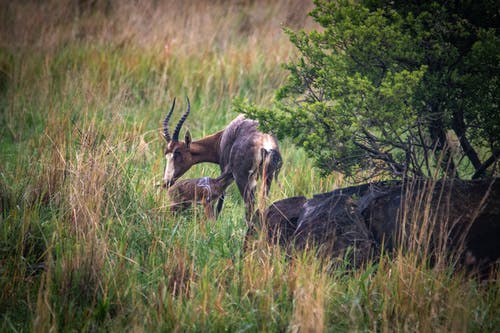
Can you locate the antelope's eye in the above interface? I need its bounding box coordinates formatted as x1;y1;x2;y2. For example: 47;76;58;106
173;151;181;158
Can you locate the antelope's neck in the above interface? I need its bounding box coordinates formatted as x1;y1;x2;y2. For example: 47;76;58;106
190;130;223;165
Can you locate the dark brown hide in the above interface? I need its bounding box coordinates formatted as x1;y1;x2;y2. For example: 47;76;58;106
264;179;500;273
293;194;374;268
264;196;307;246
360;178;500;271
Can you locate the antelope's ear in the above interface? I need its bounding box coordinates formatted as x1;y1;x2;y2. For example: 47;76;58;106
185;129;192;148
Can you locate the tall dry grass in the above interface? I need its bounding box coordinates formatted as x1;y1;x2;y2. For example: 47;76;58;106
1;0;312;50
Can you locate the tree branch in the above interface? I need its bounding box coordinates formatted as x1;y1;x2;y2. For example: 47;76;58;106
452;108;482;171
472;150;500;179
352;139;406;176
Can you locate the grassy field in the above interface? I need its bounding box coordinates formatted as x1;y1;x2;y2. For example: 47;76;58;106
1;1;499;331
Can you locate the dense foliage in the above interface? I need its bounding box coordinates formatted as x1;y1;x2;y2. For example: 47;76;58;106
240;0;499;179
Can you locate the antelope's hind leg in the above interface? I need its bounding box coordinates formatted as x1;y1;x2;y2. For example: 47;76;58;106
235;176;258;226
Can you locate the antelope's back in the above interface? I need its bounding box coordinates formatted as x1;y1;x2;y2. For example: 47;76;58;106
219;115;279;175
168;179;208;202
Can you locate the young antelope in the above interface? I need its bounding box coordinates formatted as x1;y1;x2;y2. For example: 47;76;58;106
168;172;233;220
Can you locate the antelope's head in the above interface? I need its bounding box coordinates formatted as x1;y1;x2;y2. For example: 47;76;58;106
162;97;193;187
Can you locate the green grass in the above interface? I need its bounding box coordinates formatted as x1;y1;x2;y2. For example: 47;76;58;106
1;1;499;332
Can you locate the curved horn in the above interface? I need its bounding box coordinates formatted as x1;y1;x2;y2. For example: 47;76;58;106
172;96;190;141
163;97;176;142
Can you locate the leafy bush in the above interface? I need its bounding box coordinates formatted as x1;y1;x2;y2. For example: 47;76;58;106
239;0;499;180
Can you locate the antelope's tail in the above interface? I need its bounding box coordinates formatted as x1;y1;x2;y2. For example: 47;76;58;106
260;148;283;194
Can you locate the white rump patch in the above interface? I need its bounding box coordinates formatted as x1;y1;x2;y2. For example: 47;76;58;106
164;153;175;184
262;134;276;151
253;134;277;171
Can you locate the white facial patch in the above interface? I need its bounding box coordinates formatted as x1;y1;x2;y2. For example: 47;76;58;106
164;153;175;185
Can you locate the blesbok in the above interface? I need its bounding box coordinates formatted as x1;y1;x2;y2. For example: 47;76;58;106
162;97;282;223
168;171;233;220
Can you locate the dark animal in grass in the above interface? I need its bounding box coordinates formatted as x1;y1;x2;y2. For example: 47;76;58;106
264;179;500;274
264;196;307;246
360;178;500;274
263;193;374;268
295;193;374;268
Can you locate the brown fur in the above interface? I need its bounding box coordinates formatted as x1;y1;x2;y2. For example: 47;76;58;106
168;172;233;220
163;102;282;224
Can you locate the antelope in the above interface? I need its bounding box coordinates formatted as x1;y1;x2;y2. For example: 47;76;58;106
168;171;233;220
162;97;282;224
